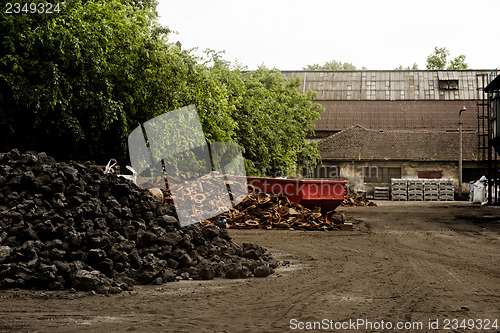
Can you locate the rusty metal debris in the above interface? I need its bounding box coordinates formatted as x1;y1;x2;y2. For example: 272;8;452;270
341;193;377;207
142;174;352;231
202;191;348;231
140;172;243;221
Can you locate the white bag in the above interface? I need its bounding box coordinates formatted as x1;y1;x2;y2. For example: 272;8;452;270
472;176;487;204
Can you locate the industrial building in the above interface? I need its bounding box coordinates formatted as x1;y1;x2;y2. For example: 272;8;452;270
281;70;494;198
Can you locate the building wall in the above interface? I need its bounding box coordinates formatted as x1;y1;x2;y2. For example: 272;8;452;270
285;70;492;195
313;160;488;197
280;70;491;135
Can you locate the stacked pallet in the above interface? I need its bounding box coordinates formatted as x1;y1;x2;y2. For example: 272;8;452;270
374;187;390;200
391;179;408;201
439;179;454;201
390;178;455;201
407;179;424;201
423;179;440;201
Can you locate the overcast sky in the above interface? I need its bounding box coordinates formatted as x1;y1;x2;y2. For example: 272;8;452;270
157;0;500;71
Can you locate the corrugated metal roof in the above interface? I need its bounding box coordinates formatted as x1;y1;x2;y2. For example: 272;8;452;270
438;72;459;80
281;70;493;101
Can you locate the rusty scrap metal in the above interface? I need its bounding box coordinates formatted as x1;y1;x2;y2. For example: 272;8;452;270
341;193;377;207
141;173;241;220
203;191;348;231
143;174;352;231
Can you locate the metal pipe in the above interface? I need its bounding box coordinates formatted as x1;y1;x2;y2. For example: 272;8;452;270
459;106;466;198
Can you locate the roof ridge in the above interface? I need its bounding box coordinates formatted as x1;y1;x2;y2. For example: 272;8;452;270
364;128;478;134
318;124;367;144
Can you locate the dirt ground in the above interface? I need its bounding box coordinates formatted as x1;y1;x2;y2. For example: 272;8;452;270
1;201;499;333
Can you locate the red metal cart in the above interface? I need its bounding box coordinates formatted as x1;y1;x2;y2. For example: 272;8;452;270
246;177;347;214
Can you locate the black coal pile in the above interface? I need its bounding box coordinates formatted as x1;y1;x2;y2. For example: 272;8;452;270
0;149;277;294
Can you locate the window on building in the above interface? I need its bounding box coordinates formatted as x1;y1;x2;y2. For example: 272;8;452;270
363;167;401;183
418;171;442;179
438;72;459;90
438;80;459;90
306;166;340;179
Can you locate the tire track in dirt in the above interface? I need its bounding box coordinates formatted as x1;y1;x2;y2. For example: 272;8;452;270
1;202;499;332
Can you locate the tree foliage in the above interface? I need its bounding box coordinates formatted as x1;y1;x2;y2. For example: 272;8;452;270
426;46;468;70
202;55;322;176
236;68;322;176
0;0;322;175
448;54;468;70
395;63;419;70
304;60;361;71
1;0;169;162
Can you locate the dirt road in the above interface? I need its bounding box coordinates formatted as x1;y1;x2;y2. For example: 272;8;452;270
1;201;499;332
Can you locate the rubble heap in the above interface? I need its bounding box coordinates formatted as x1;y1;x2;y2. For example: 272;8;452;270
0;150;277;294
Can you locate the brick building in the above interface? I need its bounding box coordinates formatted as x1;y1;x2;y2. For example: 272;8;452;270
281;70;493;197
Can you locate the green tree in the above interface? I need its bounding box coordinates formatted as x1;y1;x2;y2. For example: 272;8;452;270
448;54;468;69
0;0;235;163
1;0;322;173
426;47;449;69
395;63;419;70
236;68;322;176
426;46;468;70
207;57;323;176
1;1;160;162
304;60;359;71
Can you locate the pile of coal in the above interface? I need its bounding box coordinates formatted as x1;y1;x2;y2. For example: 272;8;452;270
0;149;277;294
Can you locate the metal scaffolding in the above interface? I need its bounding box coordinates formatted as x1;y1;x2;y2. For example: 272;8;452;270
476;73;488;160
485;70;500;205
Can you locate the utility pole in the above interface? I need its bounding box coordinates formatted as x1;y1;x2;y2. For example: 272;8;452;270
459;106;466;198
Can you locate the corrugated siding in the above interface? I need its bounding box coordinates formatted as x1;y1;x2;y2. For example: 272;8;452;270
282;70;492;101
